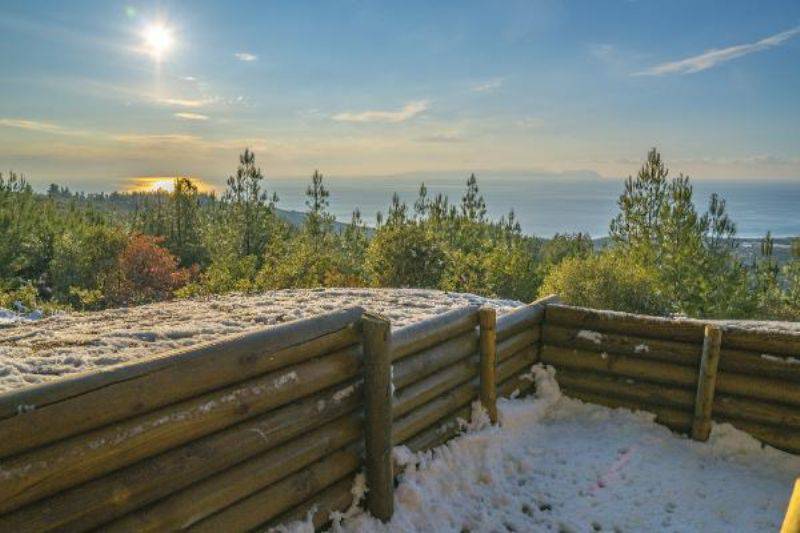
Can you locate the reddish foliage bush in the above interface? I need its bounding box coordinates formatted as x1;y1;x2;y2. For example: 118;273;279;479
105;234;196;305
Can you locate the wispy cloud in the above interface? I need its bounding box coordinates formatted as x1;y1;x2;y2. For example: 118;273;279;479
471;78;504;93
174;112;209;121
111;133;204;145
0;118;86;136
234;52;258;62
156;97;216;108
332;100;430;123
636;26;800;76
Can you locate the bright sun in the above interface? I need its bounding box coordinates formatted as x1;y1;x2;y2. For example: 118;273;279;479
149;178;175;192
142;23;173;60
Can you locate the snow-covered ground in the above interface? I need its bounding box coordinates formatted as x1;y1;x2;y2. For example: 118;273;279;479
305;366;799;533
0;289;521;393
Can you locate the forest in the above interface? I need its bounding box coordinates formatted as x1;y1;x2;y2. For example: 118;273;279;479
1;148;798;320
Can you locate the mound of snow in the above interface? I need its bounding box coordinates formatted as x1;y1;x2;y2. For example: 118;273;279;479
0;288;521;393
315;366;799;533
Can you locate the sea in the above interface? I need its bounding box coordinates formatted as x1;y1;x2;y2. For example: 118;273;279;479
266;175;800;239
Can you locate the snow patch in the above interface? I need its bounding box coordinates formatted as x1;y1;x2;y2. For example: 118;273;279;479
761;353;800;365
331;364;800;532
273;371;299;389
333;385;355;403
0;288;523;393
577;329;604;344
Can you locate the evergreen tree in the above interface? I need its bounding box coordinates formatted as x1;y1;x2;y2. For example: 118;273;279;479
304;170;334;249
222;149;277;258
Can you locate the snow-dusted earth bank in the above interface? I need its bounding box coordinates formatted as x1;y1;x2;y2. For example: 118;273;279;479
0;289;521;393
316;367;799;533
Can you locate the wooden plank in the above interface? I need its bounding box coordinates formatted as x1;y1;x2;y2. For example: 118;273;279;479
782;479;800;533
496;294;557;341
361;314;394;522
103;414;363;532
393;381;478;445
0;347;362;514
393;357;477;418
542;345;800;407
545;304;705;343
188;446;361;532
497;346;538;383
559;387;693;434
554;369;695;411
0;307;363;457
714;394;800;428
405;405;471;453
543;324;701;367
479;307;498;424
692;325;723;441
540;345;698;388
716;371;800;407
392;330;478;389
497;328;538;364
266;476;355;531
722;327;800;359
544;323;800;381
0;382;363;532
391;306;478;361
718;348;800;382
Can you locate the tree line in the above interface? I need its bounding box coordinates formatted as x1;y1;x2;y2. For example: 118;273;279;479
1;148;798;320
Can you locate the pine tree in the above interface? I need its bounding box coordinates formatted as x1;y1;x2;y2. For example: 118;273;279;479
460;174;487;224
414;183;429;219
304;170;334;249
222;149;276;258
610;147;670;259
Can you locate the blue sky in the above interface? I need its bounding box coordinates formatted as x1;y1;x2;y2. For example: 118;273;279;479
0;0;799;191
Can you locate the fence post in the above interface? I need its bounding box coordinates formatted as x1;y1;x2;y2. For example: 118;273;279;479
479;307;498;424
691;324;723;441
361;313;394;522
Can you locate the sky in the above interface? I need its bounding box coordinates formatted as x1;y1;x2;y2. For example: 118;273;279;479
0;0;799;192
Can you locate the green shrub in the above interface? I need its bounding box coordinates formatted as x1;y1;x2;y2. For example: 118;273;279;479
539;251;669;315
366;224;446;288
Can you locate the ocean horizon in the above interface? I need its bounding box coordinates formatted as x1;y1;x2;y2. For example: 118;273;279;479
266;175;800;239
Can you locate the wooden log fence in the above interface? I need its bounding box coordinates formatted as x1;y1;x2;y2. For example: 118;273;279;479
543;303;800;454
1;294;797;531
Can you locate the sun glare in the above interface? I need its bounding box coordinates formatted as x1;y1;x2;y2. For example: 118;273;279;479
128;177;215;194
142;23;173;60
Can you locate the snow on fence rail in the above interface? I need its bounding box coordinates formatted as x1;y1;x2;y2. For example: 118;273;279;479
2;295;795;531
542;304;800;454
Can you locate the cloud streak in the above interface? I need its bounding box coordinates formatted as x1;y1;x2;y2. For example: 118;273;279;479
0;118;87;136
332;100;429;123
174;112;209;121
636;26;800;76
234;52;258;62
157;97;216;108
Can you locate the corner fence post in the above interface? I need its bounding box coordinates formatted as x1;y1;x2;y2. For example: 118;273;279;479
691;324;723;441
361;314;394;522
479;307;498;424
